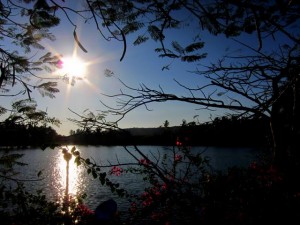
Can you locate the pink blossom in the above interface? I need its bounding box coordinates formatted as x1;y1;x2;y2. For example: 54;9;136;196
176;137;183;146
139;158;150;166
249;162;257;170
141;191;154;207
110;166;123;176
57;59;63;69
174;154;182;162
142;198;153;207
149;186;161;197
129;202;137;213
74;204;94;216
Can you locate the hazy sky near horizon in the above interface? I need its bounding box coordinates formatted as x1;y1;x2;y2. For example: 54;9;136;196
1;1;282;136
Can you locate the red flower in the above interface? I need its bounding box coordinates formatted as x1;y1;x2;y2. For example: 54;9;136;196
176;137;183;146
249;162;257;170
139;158;150;166
174;154;182;162
110;166;123;176
129;202;137;213
161;182;168;191
74;204;94;216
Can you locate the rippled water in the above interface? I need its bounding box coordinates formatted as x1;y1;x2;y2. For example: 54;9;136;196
4;145;262;215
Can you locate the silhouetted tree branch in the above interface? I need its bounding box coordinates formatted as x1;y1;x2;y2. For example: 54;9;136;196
70;0;299;171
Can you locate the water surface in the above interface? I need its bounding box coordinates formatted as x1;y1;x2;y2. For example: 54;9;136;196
5;145;262;214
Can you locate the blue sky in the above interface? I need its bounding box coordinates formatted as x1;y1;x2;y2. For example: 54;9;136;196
0;1;272;136
0;12;250;135
36;27;223;135
11;9;226;135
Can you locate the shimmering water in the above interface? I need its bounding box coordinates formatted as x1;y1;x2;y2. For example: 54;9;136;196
4;145;262;215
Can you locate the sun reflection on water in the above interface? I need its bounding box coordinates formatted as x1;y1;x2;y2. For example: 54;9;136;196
51;146;85;203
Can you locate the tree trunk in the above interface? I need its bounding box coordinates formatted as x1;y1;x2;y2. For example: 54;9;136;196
271;74;300;173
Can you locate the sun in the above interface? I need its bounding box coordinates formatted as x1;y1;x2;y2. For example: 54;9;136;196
58;56;87;78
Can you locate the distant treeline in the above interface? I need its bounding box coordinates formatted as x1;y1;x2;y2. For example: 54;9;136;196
67;117;271;147
0;123;59;148
0;117;271;148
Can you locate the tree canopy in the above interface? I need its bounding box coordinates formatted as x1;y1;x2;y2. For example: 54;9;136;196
0;0;63;117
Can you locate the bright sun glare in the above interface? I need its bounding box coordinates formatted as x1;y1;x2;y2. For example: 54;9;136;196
58;56;87;78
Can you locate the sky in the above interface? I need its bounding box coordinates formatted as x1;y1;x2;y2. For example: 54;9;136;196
36;26;222;135
0;1;275;136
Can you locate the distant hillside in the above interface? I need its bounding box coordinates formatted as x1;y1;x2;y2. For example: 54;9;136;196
122;117;271;147
125;127;180;136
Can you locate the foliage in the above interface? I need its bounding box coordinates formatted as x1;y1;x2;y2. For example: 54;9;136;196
65;146;128;198
0;0;62;100
201;163;300;225
1;0;300;224
0;137;299;225
8;99;60;127
68;115;270;147
75;0;300;171
0;148;93;225
62;140;300;225
0;151;61;224
121;145;213;225
0;171;94;225
0;184;62;225
0;99;61;147
0;0;297;175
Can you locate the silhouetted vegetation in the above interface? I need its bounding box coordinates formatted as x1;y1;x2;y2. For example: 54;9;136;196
1;1;300;225
0;99;61;148
0;116;270;148
0;123;59;148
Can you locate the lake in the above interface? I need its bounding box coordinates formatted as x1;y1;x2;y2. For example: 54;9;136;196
3;145;264;218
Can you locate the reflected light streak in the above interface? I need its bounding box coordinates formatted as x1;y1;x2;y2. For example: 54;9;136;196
53;146;84;203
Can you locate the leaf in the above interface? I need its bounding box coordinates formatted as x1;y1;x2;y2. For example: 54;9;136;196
87;168;91;174
73;30;88;53
184;42;205;53
181;53;207;62
155;48;164;53
37;170;43;177
34;0;50;10
133;35;149;46
104;69;114;77
116;189;125;197
100;177;105;185
75;157;81;166
0;106;7;115
122;22;144;35
85;158;91;165
148;25;164;41
172;41;184;54
92;170;97;179
99;172;106;185
100;172;106;180
71;146;76;153
37;82;59;94
159;53;179;58
40;52;51;60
